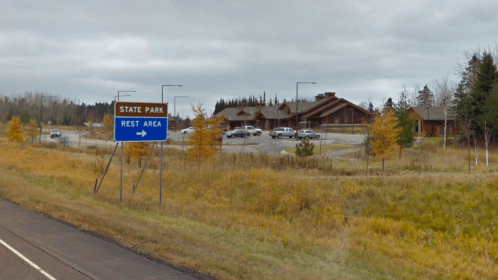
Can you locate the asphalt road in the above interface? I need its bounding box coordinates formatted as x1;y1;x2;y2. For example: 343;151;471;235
0;199;206;280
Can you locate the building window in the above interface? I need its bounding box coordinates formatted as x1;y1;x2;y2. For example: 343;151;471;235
335;118;340;124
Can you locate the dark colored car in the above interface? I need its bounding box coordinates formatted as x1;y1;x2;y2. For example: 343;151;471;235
50;129;61;138
225;129;250;138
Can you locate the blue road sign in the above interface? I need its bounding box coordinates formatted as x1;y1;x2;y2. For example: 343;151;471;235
115;117;168;142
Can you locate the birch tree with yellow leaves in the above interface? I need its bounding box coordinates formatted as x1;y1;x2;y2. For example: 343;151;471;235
187;104;223;170
371;107;402;171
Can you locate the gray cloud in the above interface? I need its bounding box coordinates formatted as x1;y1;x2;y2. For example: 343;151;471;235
2;0;498;117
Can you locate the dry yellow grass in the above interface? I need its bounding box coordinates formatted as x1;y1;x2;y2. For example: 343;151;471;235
0;136;498;279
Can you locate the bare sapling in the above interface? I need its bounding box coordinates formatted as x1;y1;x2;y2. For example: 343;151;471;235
472;133;479;166
484;121;491;166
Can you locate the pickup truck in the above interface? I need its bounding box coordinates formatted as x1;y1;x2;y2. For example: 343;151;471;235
243;126;263;136
269;127;295;139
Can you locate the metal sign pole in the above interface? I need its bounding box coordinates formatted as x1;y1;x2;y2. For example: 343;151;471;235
114;101;168;204
160;141;163;205
120;142;123;202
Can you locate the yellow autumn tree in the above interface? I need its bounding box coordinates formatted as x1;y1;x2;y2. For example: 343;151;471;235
125;142;152;168
26;119;39;144
371;107;402;171
187;104;222;169
103;114;114;140
7;116;24;143
103;114;113;132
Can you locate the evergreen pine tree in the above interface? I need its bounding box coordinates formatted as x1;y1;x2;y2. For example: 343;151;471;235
470;52;498;134
416;85;435;106
295;136;314;157
368;102;374;113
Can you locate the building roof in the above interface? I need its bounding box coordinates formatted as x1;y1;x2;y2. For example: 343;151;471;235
283;102;316;114
215;93;371;122
303;98;342;118
319;103;349;118
215;106;261;122
410;106;456;121
257;105;292;120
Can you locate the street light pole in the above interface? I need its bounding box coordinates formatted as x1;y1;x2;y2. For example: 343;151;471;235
115;95;130;102
162;85;183;103
117;91;136;101
160;85;182;205
174;95;188;126
296;82;316;140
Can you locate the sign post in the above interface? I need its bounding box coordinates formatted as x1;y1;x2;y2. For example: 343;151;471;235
114;102;168;203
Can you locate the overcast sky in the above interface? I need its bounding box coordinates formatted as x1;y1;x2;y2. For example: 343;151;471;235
2;0;498;117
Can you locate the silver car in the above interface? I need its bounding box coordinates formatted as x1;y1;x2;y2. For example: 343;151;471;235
296;130;321;139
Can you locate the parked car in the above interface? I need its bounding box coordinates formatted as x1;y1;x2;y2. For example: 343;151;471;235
243;126;263;136
181;127;195;134
295;130;321;139
50;129;61;138
225;129;250;138
269;127;295;139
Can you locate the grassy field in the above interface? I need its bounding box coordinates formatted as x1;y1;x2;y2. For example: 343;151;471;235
0;132;497;279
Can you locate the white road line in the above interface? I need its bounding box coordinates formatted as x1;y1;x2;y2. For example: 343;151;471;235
0;238;57;280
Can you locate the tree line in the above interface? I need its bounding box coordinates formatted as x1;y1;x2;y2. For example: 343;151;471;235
0;92;115;126
213;92;313;115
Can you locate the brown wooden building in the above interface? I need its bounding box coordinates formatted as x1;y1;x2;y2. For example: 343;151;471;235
215;92;373;130
409;106;457;136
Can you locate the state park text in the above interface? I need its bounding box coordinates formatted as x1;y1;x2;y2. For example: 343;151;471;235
115;102;168;118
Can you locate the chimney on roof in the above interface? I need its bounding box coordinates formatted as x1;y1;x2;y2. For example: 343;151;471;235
324;92;336;98
256;103;266;109
315;94;325;102
237;104;247;109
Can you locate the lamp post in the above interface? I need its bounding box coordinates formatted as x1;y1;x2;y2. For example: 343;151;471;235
162;85;183;103
160;85;182;205
117;91;136;101
174;95;188;127
115;95;130;102
296;82;316;140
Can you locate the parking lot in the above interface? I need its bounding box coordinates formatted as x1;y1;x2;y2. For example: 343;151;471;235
168;131;364;154
43;129;364;155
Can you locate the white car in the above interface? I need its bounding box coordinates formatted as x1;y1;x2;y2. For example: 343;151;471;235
181;127;195;134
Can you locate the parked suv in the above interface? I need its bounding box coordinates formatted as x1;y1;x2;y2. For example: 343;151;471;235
296;130;321;139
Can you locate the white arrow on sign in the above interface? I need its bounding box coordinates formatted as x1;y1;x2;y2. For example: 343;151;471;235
136;130;147;137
